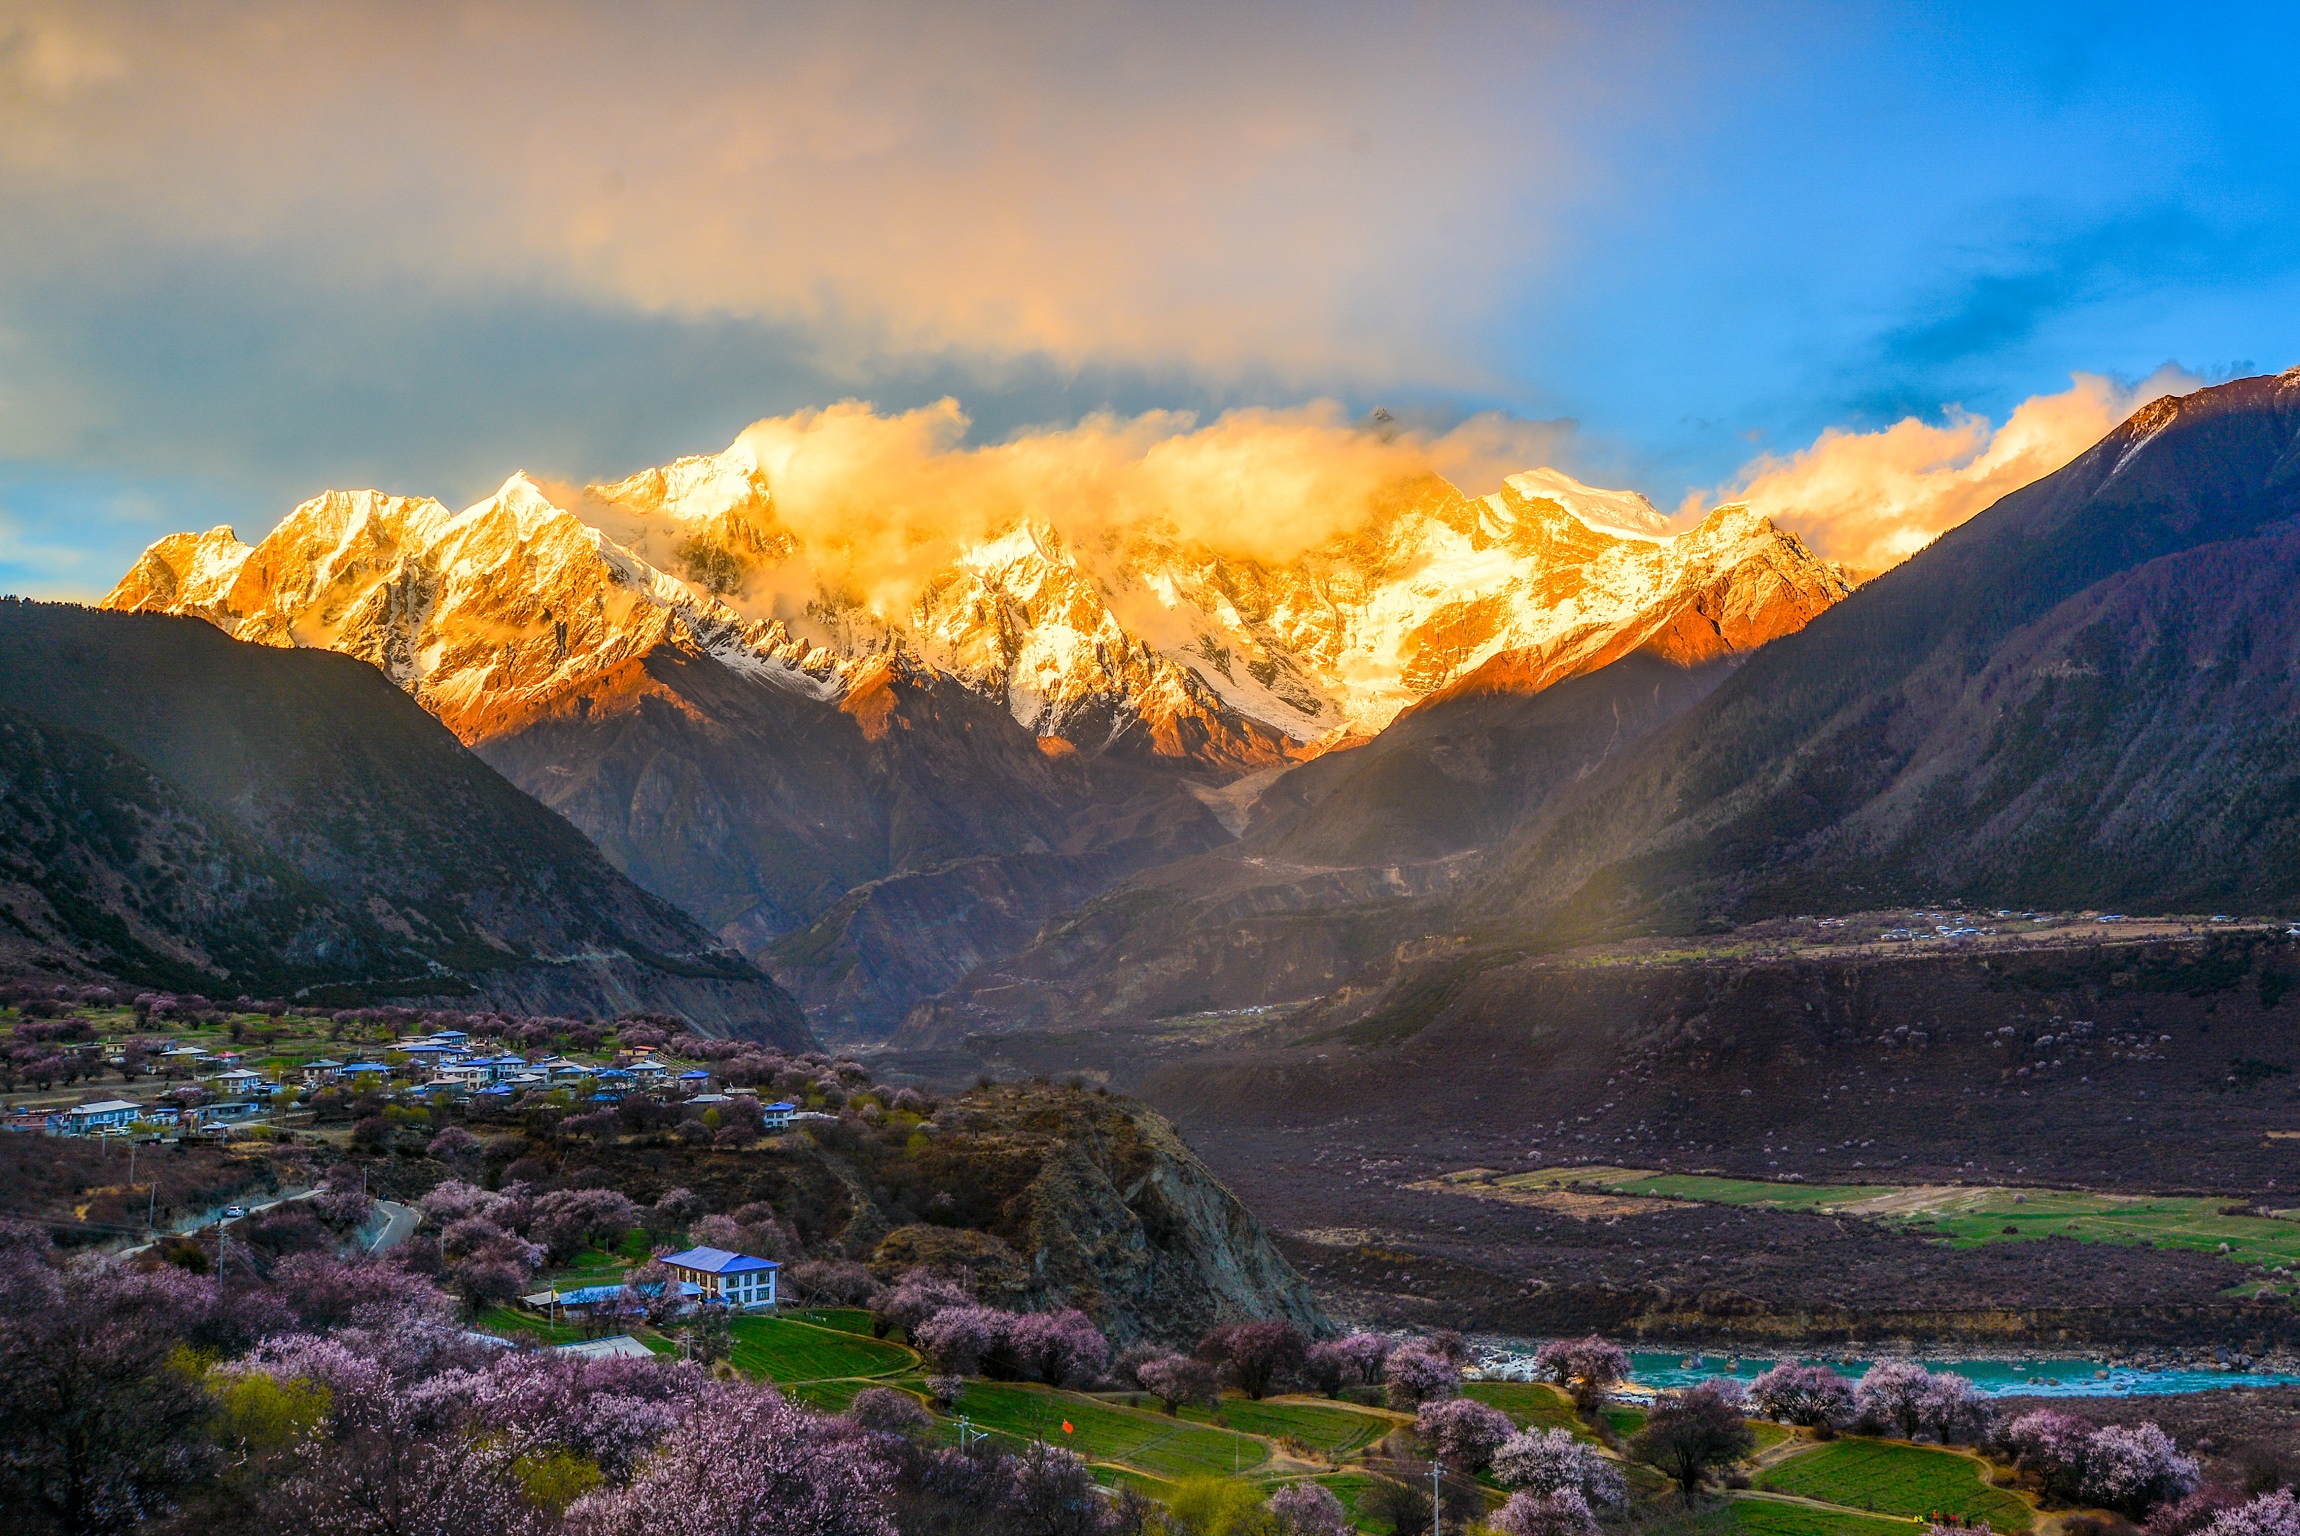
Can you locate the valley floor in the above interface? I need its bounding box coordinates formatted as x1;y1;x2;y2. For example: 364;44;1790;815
873;916;2300;1354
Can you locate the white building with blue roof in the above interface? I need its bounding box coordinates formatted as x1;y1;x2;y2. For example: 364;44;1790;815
661;1245;779;1309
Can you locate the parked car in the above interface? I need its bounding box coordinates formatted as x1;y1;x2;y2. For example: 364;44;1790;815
222;1205;246;1219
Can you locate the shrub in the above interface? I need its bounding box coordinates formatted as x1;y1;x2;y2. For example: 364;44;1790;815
847;1386;931;1436
1266;1481;1350;1536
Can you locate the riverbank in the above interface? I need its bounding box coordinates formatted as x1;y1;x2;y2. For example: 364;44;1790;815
1470;1338;2300;1398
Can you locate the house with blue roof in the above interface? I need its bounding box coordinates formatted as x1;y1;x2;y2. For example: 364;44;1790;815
760;1100;797;1131
661;1245;779;1309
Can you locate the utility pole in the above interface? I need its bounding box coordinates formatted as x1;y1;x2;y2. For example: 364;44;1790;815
1432;1456;1444;1536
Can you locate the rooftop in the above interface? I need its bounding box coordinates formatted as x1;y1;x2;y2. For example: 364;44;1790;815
660;1245;779;1275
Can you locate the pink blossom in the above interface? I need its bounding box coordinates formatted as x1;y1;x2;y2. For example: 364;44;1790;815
1491;1427;1626;1507
1383;1342;1461;1409
2204;1490;2300;1536
1267;1481;1352;1535
566;1383;894;1536
1492;1488;1601;1536
1414;1396;1515;1472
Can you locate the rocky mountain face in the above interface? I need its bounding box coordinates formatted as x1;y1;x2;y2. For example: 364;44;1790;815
891;648;1739;1049
1469;366;2300;939
893;369;2300;1050
106;441;1847;768
854;1082;1331;1346
0;602;813;1044
103;435;1850;1037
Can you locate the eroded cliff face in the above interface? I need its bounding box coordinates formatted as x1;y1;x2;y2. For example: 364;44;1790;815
849;1083;1329;1347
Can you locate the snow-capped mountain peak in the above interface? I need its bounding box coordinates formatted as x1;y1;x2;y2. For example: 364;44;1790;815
105;437;1850;773
1499;467;1675;540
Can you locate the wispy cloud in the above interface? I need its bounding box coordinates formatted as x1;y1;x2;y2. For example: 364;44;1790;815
0;1;1643;389
1686;366;2200;574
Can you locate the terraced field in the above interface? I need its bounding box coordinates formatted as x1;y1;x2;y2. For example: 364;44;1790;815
1720;1495;1923;1536
1462;1380;1588;1435
1756;1441;2032;1531
726;1315;916;1383
1178;1396;1396;1457
941;1381;1271;1480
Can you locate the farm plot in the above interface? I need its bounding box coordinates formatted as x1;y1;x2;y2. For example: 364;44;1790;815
727;1315;915;1383
1179;1397;1394;1457
1720;1494;1921;1536
941;1382;1269;1481
1441;1167;2300;1271
1462;1382;1592;1437
1756;1441;2031;1531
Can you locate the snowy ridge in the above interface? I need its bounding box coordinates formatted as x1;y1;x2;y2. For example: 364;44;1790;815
106;436;1851;769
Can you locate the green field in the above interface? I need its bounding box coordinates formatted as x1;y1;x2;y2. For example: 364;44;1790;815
781;1306;876;1335
1757;1441;2031;1531
1614;1173;1896;1210
1179;1396;1395;1458
1468;1167;2300;1270
727;1315;916;1383
785;1376;911;1414
1719;1493;1922;1536
1462;1380;1588;1435
938;1381;1270;1481
474;1303;592;1346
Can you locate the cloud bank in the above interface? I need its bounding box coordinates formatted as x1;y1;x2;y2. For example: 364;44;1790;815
0;1;1639;388
583;400;1577;622
1690;367;2202;574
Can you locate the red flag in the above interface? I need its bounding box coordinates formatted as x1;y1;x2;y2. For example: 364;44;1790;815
1062;1421;1074;1434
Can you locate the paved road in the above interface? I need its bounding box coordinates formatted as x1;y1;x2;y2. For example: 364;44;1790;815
364;1199;419;1252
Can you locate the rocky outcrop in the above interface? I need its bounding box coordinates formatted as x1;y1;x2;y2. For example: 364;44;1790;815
862;1084;1330;1347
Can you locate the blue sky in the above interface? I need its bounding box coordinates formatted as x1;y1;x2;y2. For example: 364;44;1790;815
1;1;2295;595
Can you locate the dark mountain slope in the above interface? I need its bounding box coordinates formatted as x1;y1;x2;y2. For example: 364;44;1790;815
0;708;374;988
476;642;1232;1037
1246;650;1734;867
892;646;1733;1045
1475;367;2300;937
0;601;812;1043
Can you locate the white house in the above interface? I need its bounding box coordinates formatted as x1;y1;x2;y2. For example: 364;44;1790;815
49;1100;143;1136
660;1245;779;1309
760;1100;798;1131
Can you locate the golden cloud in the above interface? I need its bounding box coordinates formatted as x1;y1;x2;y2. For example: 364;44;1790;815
1689;366;2203;575
0;1;1646;385
585;399;1575;624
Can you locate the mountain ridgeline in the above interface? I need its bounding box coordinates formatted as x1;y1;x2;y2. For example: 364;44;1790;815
1477;364;2300;940
0;602;812;1045
81;369;2300;1045
102;447;1847;1036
